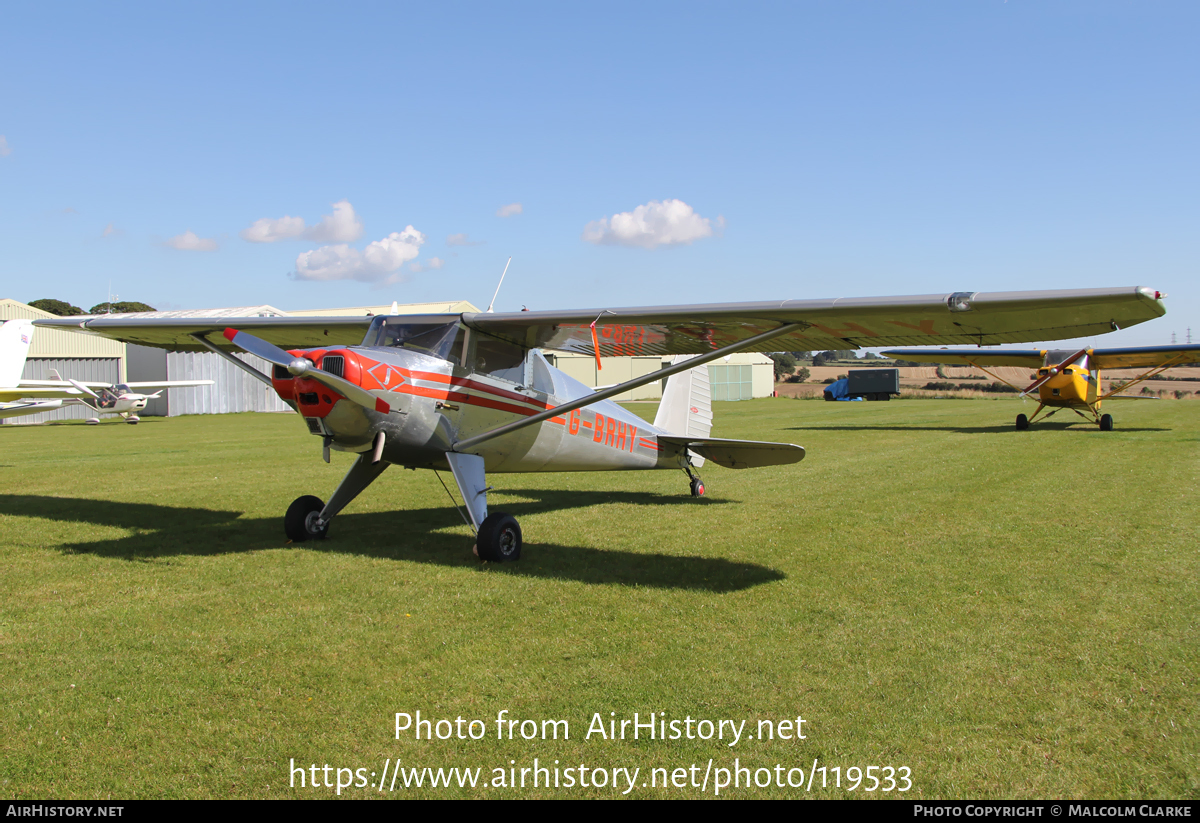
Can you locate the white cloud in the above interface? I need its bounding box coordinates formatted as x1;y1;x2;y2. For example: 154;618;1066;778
304;200;363;242
240;215;306;243
496;202;523;218
165;230;219;251
409;257;445;273
293;226;426;282
582;199;723;249
0;135;10;157
446;233;485;247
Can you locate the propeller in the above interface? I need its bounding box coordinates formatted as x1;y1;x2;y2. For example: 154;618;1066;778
222;328;390;414
1020;347;1090;397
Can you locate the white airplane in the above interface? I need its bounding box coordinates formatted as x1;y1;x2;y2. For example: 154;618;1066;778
0;318;213;424
36;286;1168;560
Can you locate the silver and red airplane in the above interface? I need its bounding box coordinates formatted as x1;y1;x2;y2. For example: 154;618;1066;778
36;286;1168;560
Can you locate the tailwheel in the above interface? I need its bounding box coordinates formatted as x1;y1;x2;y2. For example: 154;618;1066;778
285;495;329;542
476;512;521;562
1100;414;1114;432
1015;414;1029;431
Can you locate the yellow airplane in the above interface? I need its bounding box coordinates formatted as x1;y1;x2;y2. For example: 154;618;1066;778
882;344;1200;431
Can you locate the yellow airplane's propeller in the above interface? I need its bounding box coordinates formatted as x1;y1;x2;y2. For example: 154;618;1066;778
222;328;391;415
1020;347;1089;397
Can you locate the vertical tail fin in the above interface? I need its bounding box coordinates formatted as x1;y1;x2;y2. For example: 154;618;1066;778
0;319;34;388
654;355;713;467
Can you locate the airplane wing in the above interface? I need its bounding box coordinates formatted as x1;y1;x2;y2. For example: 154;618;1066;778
121;380;215;390
30;315;378;352
0;399;65;420
1089;345;1200;370
0;387;88;401
881;348;1047;367
32;287;1167;355
463;287;1166;355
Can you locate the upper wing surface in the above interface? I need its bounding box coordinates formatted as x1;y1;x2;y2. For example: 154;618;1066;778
1090;344;1200;370
466;287;1166;355
882;348;1047;367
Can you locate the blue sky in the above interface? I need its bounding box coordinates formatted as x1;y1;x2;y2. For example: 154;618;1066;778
1;1;1196;348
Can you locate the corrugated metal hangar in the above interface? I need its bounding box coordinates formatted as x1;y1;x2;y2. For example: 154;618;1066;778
3;298;774;423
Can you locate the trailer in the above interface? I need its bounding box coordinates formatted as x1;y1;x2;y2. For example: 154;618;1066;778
823;368;900;401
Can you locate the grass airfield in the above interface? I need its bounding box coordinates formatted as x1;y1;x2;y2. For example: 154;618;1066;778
1;398;1196;799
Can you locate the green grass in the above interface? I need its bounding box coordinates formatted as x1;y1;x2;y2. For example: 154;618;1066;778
1;399;1196;799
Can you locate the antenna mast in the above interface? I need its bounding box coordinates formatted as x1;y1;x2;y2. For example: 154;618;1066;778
486;257;512;313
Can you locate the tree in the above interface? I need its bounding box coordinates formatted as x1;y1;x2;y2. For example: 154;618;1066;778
89;301;157;314
769;353;797;381
29;298;86;316
789;366;811;384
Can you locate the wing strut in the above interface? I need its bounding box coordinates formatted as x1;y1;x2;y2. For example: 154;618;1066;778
452;322;804;452
1098;352;1189;400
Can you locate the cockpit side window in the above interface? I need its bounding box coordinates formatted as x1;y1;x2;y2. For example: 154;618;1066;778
471;333;526;384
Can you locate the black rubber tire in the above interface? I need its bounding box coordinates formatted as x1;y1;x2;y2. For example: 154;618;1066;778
477;512;521;562
1100;414;1114;432
689;478;706;498
1016;414;1029;431
285;495;328;542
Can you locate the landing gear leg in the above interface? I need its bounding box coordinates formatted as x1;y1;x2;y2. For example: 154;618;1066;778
284;451;390;542
446;452;521;562
684;464;706;497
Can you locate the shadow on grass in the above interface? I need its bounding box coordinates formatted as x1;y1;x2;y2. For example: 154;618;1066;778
786;422;1169;433
0;493;781;593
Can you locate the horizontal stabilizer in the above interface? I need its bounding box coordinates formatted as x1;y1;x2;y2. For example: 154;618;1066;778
657;436;805;469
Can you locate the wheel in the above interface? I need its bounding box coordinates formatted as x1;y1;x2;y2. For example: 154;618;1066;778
1100;414;1114;431
476;512;521;562
1016;414;1029;431
126;415;140;424
689;477;706;497
86;418;100;425
285;495;328;541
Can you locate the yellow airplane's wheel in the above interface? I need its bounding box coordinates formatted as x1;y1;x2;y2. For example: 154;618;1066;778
477;512;521;562
1016;414;1029;431
285;495;328;542
1100;414;1114;431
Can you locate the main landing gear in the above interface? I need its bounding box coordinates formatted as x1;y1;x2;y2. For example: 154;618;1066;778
446;452;522;562
1100;413;1114;431
684;464;706;497
1015;413;1029;431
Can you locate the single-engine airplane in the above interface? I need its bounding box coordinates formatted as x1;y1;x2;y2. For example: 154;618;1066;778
0;318;213;423
36;286;1168;560
882;343;1200;430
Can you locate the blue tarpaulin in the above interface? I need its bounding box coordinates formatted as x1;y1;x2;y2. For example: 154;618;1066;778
822;378;863;401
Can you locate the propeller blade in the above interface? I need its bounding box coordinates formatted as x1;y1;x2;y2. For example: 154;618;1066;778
222;327;297;368
222;328;390;415
1020;347;1089;397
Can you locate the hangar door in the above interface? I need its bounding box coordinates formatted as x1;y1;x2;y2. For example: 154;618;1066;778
708;363;754;401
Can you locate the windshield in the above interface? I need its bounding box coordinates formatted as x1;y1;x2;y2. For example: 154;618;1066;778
361;318;467;365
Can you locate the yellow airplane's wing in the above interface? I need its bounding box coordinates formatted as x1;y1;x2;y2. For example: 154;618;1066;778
33;287;1167;355
881;348;1047;367
1089;345;1200;370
